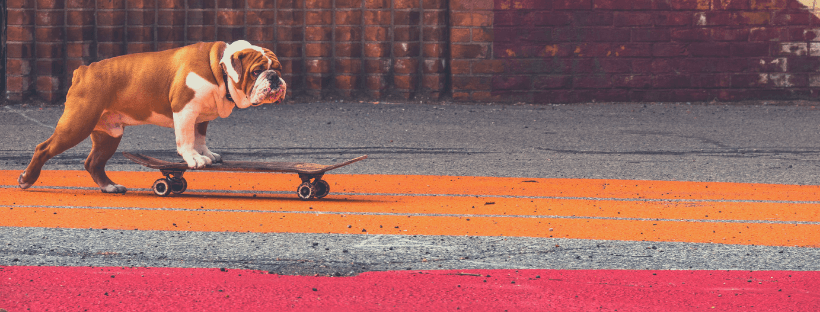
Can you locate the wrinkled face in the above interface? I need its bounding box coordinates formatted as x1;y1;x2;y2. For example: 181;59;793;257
221;41;287;108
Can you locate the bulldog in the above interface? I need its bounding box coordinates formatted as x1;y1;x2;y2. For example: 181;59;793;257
18;40;287;193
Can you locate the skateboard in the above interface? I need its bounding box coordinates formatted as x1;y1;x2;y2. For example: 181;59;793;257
122;152;367;200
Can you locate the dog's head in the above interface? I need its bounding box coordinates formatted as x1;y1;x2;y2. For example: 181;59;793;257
220;40;287;108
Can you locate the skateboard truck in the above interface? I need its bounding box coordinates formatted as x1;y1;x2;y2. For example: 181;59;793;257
150;169;188;196
297;173;329;200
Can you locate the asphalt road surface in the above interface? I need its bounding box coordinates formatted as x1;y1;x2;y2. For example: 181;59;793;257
3;101;820;277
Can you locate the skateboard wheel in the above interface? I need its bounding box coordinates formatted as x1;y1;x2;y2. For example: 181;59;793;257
297;182;315;200
171;178;187;194
313;180;330;199
152;178;172;196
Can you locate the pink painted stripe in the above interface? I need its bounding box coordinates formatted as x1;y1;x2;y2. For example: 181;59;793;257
1;266;818;311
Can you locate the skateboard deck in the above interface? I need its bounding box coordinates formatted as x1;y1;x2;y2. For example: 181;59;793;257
122;152;367;200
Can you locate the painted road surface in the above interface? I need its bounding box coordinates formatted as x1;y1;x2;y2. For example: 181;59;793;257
5;102;820;310
2;169;820;310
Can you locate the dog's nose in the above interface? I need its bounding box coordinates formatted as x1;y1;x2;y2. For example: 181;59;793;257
267;72;281;87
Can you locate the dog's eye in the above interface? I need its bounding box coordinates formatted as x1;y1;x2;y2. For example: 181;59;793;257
252;70;263;77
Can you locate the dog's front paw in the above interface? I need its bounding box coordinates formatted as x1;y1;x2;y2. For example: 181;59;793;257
210;152;222;163
183;153;213;169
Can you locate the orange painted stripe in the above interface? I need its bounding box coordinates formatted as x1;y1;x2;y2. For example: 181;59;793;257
1;205;818;247
2;188;820;223
2;170;820;247
4;170;820;202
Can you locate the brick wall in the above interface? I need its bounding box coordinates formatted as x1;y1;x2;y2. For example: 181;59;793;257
6;0;820;104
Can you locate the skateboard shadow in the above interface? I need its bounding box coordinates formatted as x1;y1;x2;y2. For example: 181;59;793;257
131;191;380;203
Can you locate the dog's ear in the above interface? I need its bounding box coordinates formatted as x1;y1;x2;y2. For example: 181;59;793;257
230;51;244;80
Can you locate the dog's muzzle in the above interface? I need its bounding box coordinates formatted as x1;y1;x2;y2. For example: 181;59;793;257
250;71;287;106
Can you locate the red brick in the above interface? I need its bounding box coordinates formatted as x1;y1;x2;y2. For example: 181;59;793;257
6;59;32;76
595;0;650;9
424;11;447;25
655;0;710;10
423;59;446;73
336;43;362;57
695;12;733;26
451;29;470;42
335;75;358;90
713;0;751;10
671;28;710;42
450;12;492;27
393;75;418;90
157;11;185;26
305;27;332;41
364;10;391;25
247;27;275;41
653;43;689;57
7;26;35;41
613;12;653;27
750;0;790;10
365;59;390;74
533;75;571;89
217;27;244;41
97;0;124;9
97;11;126;26
748;27;786;42
246;11;276;25
713;29;749;41
612;75;651;88
424;27;448;41
7;10;34;26
335;0;362;8
6;43;34;58
631;29;671;42
572;12;612;26
553;0;591;10
337;11;362;26
67;11;95;26
452;76;490;90
772;12;811;26
731;43;771;57
364;43;391;57
277;11;304;26
690;43;731;57
335;59;362;73
572;43;612;57
306;11;332;25
394;27;420;41
305;43;332;57
394;42;420;57
690;74;732;88
451;44;488;59
187;26;216;42
36;27;64;42
305;0;332;8
335;27;362;41
423;43;445;58
365;26;390;41
157;0;183;8
653;74;690;88
609;43;652;57
450;60;470;74
217;10;244;25
365;0;389;9
654;12;691;27
393;59;419;74
37;0;64;9
573;76;612;89
735;12;770;26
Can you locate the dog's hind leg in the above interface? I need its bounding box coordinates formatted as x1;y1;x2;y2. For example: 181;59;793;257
85;131;126;193
19;105;101;189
